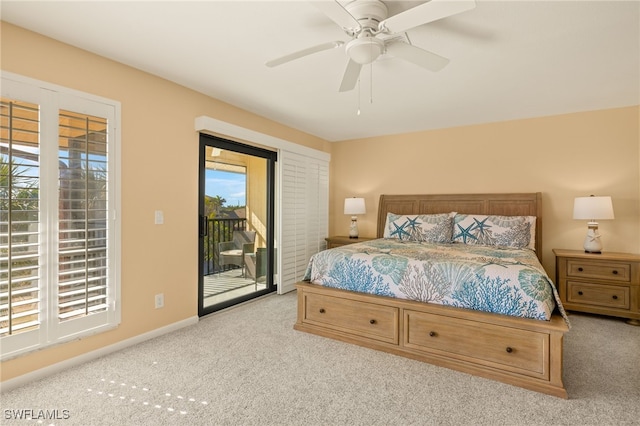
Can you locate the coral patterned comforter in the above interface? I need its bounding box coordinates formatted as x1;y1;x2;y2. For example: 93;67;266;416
303;238;568;322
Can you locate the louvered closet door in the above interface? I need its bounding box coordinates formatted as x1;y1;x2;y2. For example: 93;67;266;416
306;158;328;258
279;151;328;294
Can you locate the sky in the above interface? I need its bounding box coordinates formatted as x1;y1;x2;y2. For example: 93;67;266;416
205;169;246;206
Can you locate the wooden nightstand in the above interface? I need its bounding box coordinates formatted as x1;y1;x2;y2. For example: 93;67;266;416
325;236;374;249
553;249;640;325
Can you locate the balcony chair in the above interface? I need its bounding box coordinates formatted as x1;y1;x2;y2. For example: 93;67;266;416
218;230;256;277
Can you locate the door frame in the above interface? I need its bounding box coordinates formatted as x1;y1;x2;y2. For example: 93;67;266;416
195;116;331;295
198;134;277;317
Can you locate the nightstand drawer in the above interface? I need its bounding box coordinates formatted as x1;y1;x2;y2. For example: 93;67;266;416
567;281;630;309
566;260;631;283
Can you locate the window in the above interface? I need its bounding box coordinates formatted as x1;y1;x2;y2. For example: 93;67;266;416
1;73;120;360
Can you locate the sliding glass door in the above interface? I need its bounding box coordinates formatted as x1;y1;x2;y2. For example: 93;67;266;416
198;134;276;316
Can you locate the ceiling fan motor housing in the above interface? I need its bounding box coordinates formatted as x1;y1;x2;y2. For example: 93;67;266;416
344;0;389;64
345;0;389;31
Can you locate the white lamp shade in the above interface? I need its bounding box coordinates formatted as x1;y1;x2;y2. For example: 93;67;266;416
344;197;366;215
573;196;615;220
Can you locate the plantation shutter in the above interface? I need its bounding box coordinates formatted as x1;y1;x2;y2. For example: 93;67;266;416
54;92;118;341
1;72;120;359
278;151;328;294
0;98;41;341
57;110;109;323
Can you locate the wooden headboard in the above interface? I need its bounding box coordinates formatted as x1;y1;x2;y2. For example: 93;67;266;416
377;193;543;261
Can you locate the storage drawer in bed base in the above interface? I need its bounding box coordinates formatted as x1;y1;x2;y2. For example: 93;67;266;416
295;282;568;399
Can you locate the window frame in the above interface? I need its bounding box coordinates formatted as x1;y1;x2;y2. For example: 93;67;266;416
1;71;121;360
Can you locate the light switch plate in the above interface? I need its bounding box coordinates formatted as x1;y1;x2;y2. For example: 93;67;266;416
154;210;164;225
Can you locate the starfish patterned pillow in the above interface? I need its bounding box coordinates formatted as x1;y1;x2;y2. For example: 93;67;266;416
383;212;455;243
452;214;536;250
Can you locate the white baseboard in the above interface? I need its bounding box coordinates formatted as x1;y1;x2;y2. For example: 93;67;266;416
1;316;199;393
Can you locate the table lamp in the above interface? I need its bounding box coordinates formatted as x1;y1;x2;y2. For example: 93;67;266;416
344;197;366;238
573;195;614;253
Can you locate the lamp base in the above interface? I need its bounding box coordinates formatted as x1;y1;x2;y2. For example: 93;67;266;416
582;222;603;254
349;216;359;239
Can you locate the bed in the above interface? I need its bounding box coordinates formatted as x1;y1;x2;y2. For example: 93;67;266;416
294;193;569;398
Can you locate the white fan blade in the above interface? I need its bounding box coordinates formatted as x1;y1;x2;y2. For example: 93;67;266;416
339;59;362;92
386;42;450;72
380;0;476;34
265;41;344;67
311;1;360;32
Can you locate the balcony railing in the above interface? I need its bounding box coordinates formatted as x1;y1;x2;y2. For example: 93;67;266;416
203;218;247;275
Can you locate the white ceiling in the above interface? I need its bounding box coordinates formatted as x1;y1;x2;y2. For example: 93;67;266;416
2;1;638;142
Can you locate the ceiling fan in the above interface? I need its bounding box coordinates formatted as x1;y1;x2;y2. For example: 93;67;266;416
265;0;476;92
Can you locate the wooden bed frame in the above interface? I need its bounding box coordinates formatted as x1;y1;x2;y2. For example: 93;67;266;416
295;193;569;398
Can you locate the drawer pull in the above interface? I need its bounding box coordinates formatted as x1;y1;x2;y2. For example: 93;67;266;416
578;291;584;296
506;347;513;353
369;319;376;324
429;331;437;337
319;308;325;314
612;295;618;300
612;270;618;275
578;267;584;272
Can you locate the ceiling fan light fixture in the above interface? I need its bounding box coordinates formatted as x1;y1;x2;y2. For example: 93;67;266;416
346;36;384;65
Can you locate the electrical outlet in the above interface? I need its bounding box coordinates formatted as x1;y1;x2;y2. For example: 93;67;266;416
155;293;164;309
154;210;164;225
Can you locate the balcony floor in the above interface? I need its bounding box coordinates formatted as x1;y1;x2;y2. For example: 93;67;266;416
203;268;267;307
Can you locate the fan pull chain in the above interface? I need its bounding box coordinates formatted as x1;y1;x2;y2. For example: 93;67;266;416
370;62;373;104
370;39;374;104
357;78;361;116
357;44;375;115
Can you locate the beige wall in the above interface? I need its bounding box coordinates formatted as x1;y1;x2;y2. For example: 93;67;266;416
247;156;268;248
2;21;639;384
330;107;640;274
0;22;330;382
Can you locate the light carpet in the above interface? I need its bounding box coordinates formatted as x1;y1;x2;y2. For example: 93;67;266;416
1;291;639;426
